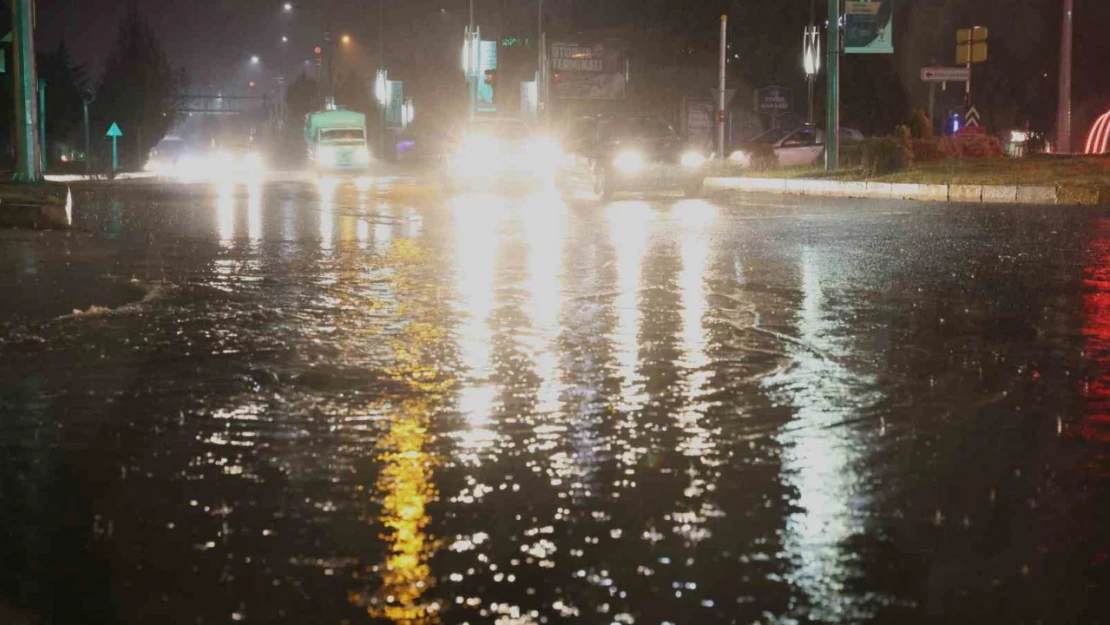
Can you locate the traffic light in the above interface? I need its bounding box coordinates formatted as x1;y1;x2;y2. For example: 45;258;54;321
484;69;496;86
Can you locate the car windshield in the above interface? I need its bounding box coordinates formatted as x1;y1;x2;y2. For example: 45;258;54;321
749;127;795;145
321;128;365;141
601;118;675;141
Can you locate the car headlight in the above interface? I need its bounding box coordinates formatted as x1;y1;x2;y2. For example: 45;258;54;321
613;150;644;173
318;147;337;166
681;152;707;168
728;150;748;162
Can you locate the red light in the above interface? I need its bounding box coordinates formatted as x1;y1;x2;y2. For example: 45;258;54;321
314;46;322;55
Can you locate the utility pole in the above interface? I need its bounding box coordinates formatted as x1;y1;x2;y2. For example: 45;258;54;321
717;14;727;159
82;96;92;173
824;0;841;171
1056;0;1074;153
12;0;42;182
378;0;386;160
37;80;46;173
538;0;544;122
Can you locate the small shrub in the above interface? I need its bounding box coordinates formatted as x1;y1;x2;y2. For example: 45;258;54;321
910;138;944;163
748;143;778;171
938;134;1005;159
908;109;933;139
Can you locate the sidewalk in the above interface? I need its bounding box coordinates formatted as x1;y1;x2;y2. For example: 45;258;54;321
706;176;1107;206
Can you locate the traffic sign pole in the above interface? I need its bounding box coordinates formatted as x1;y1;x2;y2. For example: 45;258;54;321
717;14;727;160
107;122;122;173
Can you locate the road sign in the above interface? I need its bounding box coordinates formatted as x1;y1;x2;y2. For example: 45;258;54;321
710;88;736;108
845;0;893;54
957;27;988;44
965;106;981;128
921;66;970;82
755;85;791;116
956;43;988;64
107;122;122;172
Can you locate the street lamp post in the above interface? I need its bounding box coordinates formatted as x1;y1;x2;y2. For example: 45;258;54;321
1057;0;1073;153
803;26;820;125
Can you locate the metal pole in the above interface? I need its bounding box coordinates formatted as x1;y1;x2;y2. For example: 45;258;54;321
12;0;41;182
83;98;91;173
538;0;543;121
825;0;840;170
379;0;386;161
37;79;46;173
807;76;815;125
965;38;971;107
717;14;727;159
928;82;936;136
1057;0;1073;153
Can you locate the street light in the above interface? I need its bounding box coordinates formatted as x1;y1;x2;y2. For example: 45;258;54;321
282;35;289;43
341;34;352;45
803;26;821;124
250;55;261;64
283;2;292;11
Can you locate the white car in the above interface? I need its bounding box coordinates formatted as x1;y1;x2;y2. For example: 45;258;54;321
729;125;864;168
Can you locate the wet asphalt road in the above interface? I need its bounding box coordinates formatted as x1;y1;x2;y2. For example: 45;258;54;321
1;174;1109;625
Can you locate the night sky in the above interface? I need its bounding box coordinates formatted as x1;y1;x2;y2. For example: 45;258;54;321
35;0;1110;136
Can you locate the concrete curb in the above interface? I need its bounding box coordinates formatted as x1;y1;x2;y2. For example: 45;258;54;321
0;187;72;230
706;176;1109;206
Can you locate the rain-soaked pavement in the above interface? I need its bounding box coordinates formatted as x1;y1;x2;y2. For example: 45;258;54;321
1;175;1109;624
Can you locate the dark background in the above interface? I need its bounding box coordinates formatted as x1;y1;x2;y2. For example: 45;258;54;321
26;0;1110;142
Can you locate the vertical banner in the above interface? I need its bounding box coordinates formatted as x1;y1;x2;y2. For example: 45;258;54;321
477;40;498;112
385;81;404;126
845;0;893;54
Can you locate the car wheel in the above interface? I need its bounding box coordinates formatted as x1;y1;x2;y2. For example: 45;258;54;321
682;177;704;198
594;167;614;201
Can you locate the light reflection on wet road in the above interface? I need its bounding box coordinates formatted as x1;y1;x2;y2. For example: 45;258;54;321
1;177;1109;624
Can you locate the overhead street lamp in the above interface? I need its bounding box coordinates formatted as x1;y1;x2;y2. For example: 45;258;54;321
283;2;293;12
250;55;261;64
803;26;821;124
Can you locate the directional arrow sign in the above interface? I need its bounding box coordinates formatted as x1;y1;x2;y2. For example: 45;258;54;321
921;66;970;83
106;122;122;172
710;88;737;108
964;106;981;128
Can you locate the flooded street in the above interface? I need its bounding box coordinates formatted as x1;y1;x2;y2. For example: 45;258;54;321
2;177;1108;624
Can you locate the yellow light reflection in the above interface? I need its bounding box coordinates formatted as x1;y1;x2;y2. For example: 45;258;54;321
350;238;450;625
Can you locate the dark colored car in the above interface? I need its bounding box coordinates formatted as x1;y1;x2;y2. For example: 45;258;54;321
566;116;709;199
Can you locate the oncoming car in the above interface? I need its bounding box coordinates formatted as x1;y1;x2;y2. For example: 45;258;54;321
569;116;708;200
728;124;865;168
441;118;563;191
